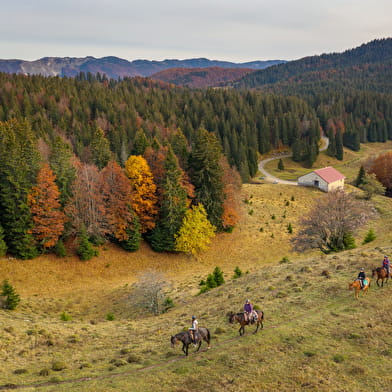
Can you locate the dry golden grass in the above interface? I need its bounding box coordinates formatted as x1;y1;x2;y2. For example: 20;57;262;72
264;140;392;182
0;181;392;391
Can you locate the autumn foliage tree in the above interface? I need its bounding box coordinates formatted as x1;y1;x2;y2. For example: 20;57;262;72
368;151;392;194
292;190;375;253
124;155;158;233
65;161;106;239
99;160;136;242
175;204;216;257
27;164;66;249
220;157;242;230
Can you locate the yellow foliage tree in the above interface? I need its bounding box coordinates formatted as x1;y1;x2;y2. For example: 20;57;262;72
124;155;158;233
175;204;216;257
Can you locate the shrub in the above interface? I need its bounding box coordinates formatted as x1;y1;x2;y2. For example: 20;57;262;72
198;266;225;294
51;361;67;371
106;313;115;321
1;280;21;310
76;226;98;261
291;196;295;201
279;256;290;264
248;209;254;215
285;200;290;206
60;312;72;322
287;223;293;234
163;297;174;310
127;354;141;363
214;327;226;334
259;227;264;232
14;368;28;374
39;368;50;376
343;232;356;250
54;239;67;257
332;354;345;363
271;214;276;220
233;266;243;279
362;229;376;244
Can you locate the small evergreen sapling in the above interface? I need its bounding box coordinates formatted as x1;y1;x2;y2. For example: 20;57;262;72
363;229;376;244
1;280;21;310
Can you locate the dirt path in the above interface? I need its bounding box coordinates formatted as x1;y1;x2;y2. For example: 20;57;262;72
257;136;329;185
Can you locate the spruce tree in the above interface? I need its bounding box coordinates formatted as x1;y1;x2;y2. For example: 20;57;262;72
0;225;7;257
278;158;285;171
335;130;344;160
188;129;225;230
1;280;21;310
355;166;366;187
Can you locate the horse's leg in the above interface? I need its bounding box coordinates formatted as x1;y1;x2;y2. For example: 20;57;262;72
254;322;259;334
196;341;202;352
376;278;380;287
185;344;189;356
182;342;186;355
239;325;243;336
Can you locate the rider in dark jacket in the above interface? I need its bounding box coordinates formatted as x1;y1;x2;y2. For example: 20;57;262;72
383;255;390;276
357;268;366;288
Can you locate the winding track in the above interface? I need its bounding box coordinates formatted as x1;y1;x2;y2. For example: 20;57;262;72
257;136;329;185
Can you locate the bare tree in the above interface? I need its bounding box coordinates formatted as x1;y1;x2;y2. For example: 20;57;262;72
131;270;172;315
292;190;376;253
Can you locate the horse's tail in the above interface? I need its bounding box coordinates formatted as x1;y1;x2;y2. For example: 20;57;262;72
206;327;211;344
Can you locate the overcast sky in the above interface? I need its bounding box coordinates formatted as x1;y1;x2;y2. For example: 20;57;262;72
1;0;391;62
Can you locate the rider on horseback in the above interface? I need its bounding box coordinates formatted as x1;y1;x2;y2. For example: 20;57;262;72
244;299;256;324
188;315;199;345
383;255;390;277
357;267;366;288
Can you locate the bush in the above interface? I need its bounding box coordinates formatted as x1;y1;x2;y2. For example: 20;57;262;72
60;312;72;321
77;227;98;261
287;223;293;234
51;361;67;371
332;354;345;363
1;280;21;310
233;266;243;279
198;266;225;294
362;229;376;244
343;232;356;250
213;266;225;286
163;297;174;310
279;256;290;264
106;313;115;321
54;240;67;257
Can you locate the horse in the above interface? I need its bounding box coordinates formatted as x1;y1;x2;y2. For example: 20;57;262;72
372;267;390;287
228;310;264;336
170;327;211;356
348;278;371;299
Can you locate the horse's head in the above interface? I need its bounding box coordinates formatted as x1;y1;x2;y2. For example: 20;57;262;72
348;281;355;290
372;268;376;277
170;335;177;348
228;312;235;324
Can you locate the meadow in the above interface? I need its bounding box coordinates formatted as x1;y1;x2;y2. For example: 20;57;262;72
1;145;392;391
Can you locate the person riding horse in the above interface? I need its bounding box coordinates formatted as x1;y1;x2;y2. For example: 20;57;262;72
383;255;390;277
244;299;256;324
188;315;199;344
357;267;366;288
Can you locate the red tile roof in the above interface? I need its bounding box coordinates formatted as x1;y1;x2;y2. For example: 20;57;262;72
314;167;345;184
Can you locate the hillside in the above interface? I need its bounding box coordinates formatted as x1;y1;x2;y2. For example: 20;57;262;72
150;67;255;88
0;183;391;391
0;57;285;79
235;38;392;91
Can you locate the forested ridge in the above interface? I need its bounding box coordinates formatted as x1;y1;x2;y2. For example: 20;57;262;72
234;38;392;155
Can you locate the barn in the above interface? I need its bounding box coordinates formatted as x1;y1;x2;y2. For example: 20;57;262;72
297;167;345;192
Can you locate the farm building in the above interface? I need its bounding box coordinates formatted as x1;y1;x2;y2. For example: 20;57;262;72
297;167;345;192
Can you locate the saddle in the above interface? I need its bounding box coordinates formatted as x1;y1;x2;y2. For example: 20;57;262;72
361;279;368;288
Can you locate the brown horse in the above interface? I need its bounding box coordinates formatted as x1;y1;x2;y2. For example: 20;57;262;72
170;327;211;356
348;278;371;299
228;310;264;336
372;267;390;287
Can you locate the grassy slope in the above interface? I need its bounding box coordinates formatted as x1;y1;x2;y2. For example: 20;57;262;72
0;182;392;390
263;141;392;183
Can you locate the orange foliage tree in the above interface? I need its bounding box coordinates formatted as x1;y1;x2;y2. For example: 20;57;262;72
27;163;66;248
368;151;392;192
124;155;158;233
99;160;135;241
220;157;242;229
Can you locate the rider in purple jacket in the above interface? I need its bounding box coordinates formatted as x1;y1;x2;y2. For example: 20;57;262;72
244;299;253;323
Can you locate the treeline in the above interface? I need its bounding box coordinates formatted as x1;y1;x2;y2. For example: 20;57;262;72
0;72;321;180
233;39;392;158
0;120;241;259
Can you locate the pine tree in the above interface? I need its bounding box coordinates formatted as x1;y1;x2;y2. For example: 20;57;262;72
335;130;344;160
188;129;225;230
148;148;188;251
0;225;7;257
76;225;98;261
354;166;366;187
90;128;112;169
1;280;21;310
278;158;285;171
132;128;149;155
0;120;39;259
120;213;142;251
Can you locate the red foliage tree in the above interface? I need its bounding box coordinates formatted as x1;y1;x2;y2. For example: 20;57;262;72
368;151;392;192
99;160;135;241
27;163;66;248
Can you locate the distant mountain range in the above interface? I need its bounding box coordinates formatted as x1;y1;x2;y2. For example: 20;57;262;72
0;56;285;79
150;67;255;88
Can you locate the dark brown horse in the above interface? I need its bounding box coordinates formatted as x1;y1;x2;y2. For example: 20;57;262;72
372;267;390;287
228;310;264;336
170;327;211;356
